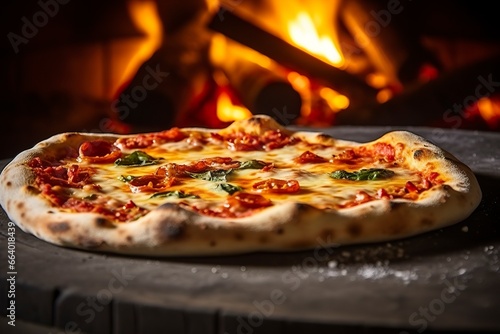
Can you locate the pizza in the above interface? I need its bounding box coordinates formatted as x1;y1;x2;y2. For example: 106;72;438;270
0;115;482;256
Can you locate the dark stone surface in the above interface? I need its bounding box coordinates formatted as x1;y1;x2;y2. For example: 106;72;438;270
0;127;499;334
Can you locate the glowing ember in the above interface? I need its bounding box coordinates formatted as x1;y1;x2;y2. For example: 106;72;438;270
287;71;311;91
216;91;252;122
288;12;344;67
366;73;390;89
477;97;500;128
376;88;393;103
319;87;349;111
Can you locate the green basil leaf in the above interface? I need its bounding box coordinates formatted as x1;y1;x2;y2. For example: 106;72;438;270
150;190;200;199
239;160;267;169
187;169;233;182
361;169;395;180
115;151;159;166
118;175;137;183
330;168;395;181
330;170;353;180
216;183;243;194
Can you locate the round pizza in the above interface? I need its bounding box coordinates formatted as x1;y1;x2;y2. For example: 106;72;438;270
0;115;482;256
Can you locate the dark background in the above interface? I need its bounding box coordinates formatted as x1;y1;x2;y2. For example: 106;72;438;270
1;0;500;159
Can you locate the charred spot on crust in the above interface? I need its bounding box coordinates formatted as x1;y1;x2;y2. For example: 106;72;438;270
296;203;317;216
413;149;424;160
441;184;452;193
126;235;133;242
234;232;244;240
155;203;191;241
16;202;24;210
26;186;39;194
316;133;333;141
297;203;310;210
95;218;115;228
157;220;185;241
209;240;217;247
248;116;264;126
275;228;285;235
76;236;102;248
6;181;12;187
347;223;362;238
48;222;70;233
259;236;269;244
389;202;404;211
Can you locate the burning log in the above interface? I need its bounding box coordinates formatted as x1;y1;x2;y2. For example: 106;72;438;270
115;0;214;132
335;55;500;126
340;0;440;87
207;5;378;108
210;37;302;124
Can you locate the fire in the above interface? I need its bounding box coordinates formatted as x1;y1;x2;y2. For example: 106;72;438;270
120;1;162;87
216;91;252;123
288;12;344;67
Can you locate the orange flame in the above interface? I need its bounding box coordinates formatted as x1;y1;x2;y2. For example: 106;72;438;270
120;1;162;87
216;91;252;123
288;12;344;67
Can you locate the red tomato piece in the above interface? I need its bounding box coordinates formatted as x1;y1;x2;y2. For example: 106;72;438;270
263;130;299;150
226;192;272;209
62;197;96;212
155;127;186;142
115;128;186;149
180;157;241;173
79;141;121;163
28;157;58;169
334;149;357;162
128;175;176;193
373;143;395;162
227;134;261;151
115;135;154;149
376;188;392;199
66;165;91;185
296;151;327;163
355;191;373;203
405;181;419;193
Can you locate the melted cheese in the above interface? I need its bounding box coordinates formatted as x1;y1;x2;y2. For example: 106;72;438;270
66;133;423;213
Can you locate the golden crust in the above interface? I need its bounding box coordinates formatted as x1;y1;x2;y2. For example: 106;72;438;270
0;116;482;256
218;115;292;136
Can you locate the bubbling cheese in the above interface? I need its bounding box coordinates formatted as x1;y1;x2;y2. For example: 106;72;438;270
66;132;422;213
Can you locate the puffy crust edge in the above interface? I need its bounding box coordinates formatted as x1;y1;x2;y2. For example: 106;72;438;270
0;117;482;256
